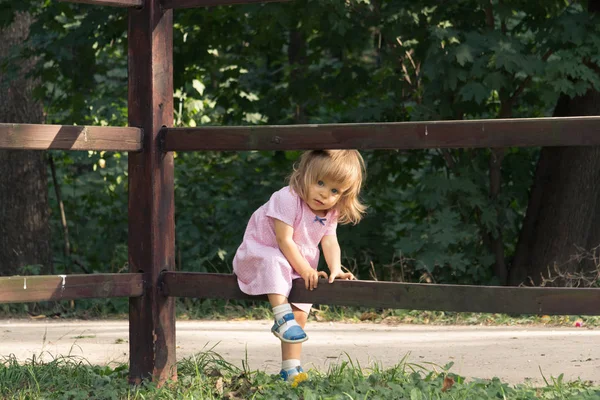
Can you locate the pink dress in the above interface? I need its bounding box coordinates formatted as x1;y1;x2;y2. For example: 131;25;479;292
233;186;338;314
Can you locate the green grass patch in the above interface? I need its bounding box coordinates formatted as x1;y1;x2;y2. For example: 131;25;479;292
177;299;600;328
0;351;598;399
308;306;597;328
2;298;599;328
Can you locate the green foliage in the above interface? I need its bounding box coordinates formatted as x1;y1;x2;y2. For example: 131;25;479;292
48;150;128;275
28;3;129;126
174;151;292;270
1;351;599;399
5;0;600;287
362;148;536;283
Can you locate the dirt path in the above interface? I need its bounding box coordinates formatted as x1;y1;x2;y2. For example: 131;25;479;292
0;319;597;385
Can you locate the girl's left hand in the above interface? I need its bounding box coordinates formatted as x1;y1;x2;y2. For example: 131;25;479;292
328;268;356;283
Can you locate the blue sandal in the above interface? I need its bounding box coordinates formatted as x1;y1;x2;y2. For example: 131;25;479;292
271;313;308;343
280;365;304;381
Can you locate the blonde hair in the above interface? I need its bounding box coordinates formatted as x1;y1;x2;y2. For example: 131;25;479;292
289;150;367;225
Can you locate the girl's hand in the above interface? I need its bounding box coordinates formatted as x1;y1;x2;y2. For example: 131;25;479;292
328;267;356;283
300;268;328;290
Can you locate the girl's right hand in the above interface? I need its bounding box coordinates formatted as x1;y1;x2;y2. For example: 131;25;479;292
300;268;328;291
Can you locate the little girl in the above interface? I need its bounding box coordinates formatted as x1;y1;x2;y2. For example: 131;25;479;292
233;149;366;382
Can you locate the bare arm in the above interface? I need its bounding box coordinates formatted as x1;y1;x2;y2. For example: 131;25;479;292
321;234;355;283
321;234;342;272
274;219;312;275
274;219;327;290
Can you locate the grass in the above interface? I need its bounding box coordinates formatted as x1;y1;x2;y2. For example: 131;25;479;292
307;306;596;328
176;299;599;329
0;351;598;399
2;298;598;328
1;299;598;398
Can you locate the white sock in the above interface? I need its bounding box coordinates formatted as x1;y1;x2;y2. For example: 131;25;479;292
272;303;300;335
282;359;301;377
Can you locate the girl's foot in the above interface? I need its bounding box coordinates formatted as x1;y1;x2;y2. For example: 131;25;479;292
271;312;308;343
271;303;308;344
280;360;308;386
280;366;309;386
280;365;303;381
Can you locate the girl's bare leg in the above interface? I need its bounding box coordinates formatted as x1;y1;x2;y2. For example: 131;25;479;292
267;293;288;308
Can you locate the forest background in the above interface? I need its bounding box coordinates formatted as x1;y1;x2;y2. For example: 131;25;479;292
3;0;600;315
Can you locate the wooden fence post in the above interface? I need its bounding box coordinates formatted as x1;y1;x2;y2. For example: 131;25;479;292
127;0;176;384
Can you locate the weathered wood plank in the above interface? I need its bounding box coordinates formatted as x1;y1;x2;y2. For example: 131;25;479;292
164;116;600;151
59;0;142;7
128;0;176;385
0;274;144;303
0;123;143;151
162;0;290;9
161;272;600;315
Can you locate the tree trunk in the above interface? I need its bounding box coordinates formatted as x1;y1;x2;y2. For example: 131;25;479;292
509;0;600;286
0;12;52;276
509;92;600;285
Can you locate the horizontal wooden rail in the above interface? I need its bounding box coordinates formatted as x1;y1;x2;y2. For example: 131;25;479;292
161;272;600;315
0;273;144;303
0;124;143;151
162;0;290;9
58;0;142;7
164;116;600;151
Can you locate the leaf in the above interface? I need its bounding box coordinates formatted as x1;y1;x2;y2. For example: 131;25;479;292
192;79;205;95
458;81;489;103
454;44;473;66
419;251;444;271
479;206;498;232
551;78;574;95
442;376;455;392
410;387;422;400
483;71;508;90
360;311;379;321
445;68;459;91
396;236;424;254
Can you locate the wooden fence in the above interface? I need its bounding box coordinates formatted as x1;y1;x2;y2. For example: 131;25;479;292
1;0;600;385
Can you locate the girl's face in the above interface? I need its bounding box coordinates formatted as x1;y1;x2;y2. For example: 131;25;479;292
306;178;344;215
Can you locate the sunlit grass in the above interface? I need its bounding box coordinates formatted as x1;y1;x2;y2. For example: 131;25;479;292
309;305;598;328
177;299;600;328
1;351;599;399
2;298;598;328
